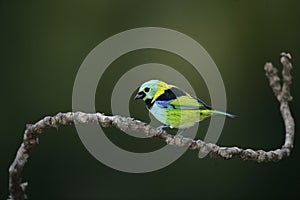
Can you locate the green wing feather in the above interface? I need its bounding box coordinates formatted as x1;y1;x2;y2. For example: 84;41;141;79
162;95;211;129
169;95;208;110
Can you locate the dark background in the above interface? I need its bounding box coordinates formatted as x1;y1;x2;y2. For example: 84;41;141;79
1;1;299;199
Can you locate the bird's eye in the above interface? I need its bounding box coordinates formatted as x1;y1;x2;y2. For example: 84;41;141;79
144;87;150;92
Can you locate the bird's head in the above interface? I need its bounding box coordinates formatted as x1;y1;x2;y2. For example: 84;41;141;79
134;80;159;102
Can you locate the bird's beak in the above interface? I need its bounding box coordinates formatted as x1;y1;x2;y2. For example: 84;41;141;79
134;92;145;100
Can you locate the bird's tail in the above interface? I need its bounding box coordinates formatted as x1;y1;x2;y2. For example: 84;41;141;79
212;110;236;118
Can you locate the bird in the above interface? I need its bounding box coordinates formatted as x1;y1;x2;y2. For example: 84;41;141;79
134;80;235;135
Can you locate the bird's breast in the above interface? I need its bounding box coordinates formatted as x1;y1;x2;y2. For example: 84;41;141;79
148;102;167;125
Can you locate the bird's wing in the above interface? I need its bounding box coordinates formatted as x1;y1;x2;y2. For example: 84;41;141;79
191;96;212;110
155;95;210;110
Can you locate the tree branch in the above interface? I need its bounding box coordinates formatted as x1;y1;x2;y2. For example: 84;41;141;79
8;53;295;200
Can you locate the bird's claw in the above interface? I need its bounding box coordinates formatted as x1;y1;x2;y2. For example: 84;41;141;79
157;125;170;135
175;129;184;138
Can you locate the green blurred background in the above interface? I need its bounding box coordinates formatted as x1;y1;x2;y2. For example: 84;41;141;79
1;0;300;199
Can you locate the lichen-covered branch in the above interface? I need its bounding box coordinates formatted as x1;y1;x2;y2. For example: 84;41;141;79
8;53;295;200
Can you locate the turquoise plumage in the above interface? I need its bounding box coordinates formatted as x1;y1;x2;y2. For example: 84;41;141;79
134;80;235;131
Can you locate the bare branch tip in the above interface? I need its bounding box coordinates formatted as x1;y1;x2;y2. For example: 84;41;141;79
280;52;292;60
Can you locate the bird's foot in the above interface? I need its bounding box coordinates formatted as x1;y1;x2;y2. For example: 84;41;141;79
175;129;185;138
157;125;170;135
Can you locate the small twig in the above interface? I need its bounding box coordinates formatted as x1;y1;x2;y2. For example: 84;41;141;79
8;53;295;200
